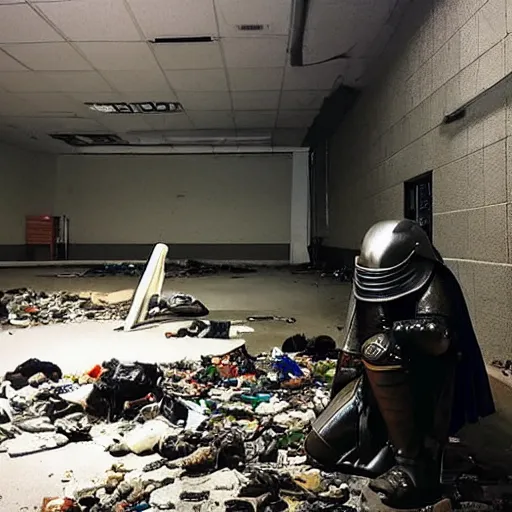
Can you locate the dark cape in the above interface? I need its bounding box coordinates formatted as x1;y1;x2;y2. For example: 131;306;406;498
438;263;495;434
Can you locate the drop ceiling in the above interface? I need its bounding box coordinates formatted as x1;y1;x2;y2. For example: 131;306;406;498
0;0;407;153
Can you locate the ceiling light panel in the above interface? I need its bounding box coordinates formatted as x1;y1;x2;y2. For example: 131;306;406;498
128;0;218;39
35;0;141;41
222;37;287;67
86;101;183;114
0;4;63;43
2;43;93;71
215;0;292;37
153;42;223;70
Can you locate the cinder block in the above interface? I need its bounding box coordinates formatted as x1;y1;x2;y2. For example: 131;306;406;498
508;203;512;262
430;86;447;129
507;0;512;33
443;258;459;279
459;60;479;106
466;150;485;208
433;158;468;213
474;298;511;360
460;15;479;69
477;41;505;93
432;44;450;92
459;0;488;28
506;137;512;202
433;210;469;259
505;33;512;73
473;261;512;306
478;0;506;56
483;139;507;205
433;0;449;53
468;204;508;262
422;130;436;171
457;259;476;312
467;117;485;153
483;105;506;147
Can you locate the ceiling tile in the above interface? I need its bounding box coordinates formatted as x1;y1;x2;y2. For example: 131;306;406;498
2;43;92;71
165;69;227;91
8;116;106;133
15;92;87;114
142;112;193;130
101;70;170;92
228;67;283;91
282;63;345;90
187;110;234;129
232;91;279;110
234;110;276;129
123;91;178;103
128;0;217;38
279;90;329;110
76;43;157;71
0;92;35;115
69;91;127;104
0;71;58;92
176;91;231;110
43;71;113;92
0;49;27;71
222;37;287;67
215;0;292;37
97;114;151;133
153;42;223;70
276;109;317;128
0;4;63;43
36;0;141;41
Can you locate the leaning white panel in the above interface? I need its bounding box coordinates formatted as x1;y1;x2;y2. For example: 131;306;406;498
123;243;168;331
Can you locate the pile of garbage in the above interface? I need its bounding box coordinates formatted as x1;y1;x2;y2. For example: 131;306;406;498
0;338;365;511
0;289;210;328
0;288;132;327
491;359;512;378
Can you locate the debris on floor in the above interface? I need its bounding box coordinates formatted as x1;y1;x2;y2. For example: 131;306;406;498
1;341;366;511
491;359;512;378
0;289;211;328
52;260;258;279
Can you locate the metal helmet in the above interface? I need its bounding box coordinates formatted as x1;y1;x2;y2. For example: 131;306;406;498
353;219;441;302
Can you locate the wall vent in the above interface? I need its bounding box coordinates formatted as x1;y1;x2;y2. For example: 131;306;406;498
236;24;268;31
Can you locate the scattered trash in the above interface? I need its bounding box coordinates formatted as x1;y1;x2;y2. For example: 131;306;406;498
491;359;512;378
247;315;296;324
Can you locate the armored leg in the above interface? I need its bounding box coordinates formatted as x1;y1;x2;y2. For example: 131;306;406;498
361;331;456;508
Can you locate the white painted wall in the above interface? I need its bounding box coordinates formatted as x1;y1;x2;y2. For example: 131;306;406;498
54;154;293;245
0;143;56;244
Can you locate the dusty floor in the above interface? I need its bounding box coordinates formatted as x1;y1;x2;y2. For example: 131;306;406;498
0;267;512;511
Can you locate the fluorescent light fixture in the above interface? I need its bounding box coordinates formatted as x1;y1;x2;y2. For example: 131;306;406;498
86;102;183;114
88;104;117;113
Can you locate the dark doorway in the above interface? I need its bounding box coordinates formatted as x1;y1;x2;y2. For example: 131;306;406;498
404;171;433;240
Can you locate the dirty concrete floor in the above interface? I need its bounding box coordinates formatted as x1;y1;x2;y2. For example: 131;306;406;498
0;267;512;510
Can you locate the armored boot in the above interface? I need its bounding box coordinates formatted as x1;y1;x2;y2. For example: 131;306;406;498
362;331;456;509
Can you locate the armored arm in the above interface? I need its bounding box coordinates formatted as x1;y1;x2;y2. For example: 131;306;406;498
391;274;454;356
331;291;363;397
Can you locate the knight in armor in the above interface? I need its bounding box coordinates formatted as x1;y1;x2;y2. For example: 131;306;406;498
305;219;495;509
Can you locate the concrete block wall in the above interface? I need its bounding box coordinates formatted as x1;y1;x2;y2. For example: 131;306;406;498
326;0;512;359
